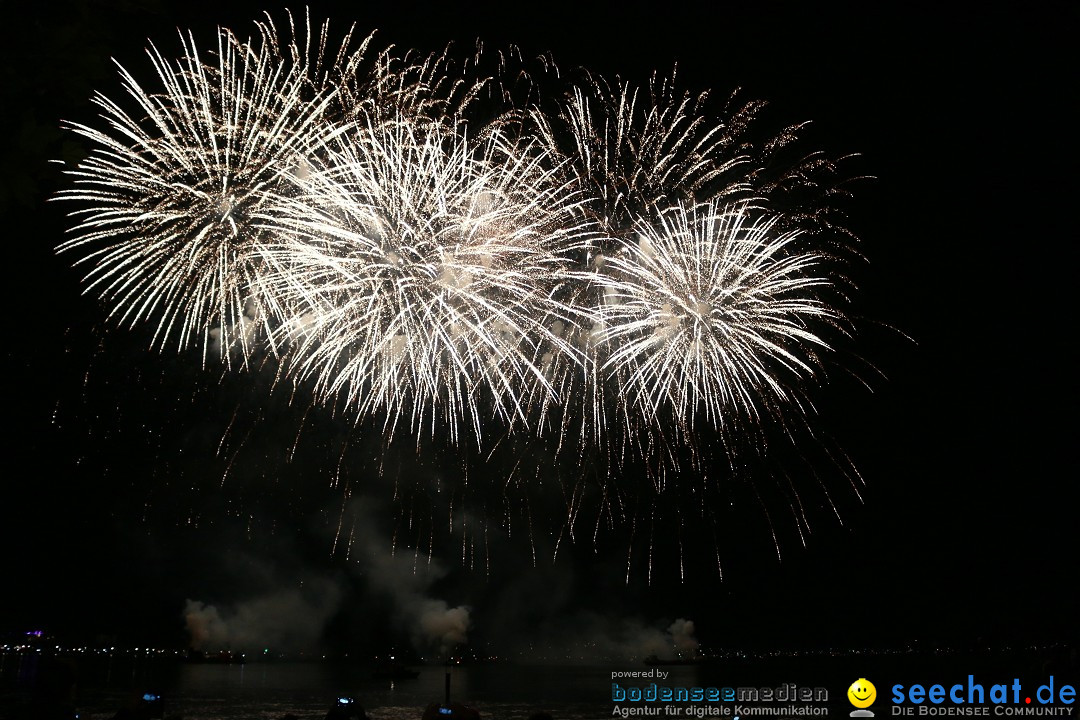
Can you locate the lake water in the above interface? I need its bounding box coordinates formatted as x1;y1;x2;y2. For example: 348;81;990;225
1;649;1073;720
6;658;619;719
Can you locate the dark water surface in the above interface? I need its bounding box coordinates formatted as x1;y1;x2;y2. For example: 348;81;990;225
1;649;1074;720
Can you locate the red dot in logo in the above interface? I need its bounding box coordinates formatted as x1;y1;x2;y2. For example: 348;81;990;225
1025;698;1031;705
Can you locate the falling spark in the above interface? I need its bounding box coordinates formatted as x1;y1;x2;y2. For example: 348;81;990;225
56;12;867;580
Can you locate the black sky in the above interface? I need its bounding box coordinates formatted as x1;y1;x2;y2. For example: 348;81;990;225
1;1;1076;654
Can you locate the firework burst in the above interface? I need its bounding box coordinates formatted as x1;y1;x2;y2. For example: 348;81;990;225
260;117;591;444
593;200;841;434
56;22;351;366
557;199;857;578
55;12;869;578
531;71;749;237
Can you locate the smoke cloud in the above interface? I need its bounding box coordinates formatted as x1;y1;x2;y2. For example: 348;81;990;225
183;575;344;652
478;559;700;663
417;599;471;654
179;492;472;656
349;500;472;655
523;613;699;662
667;618;699;657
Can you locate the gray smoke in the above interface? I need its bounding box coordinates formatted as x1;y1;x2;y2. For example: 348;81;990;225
479;560;700;663
350;500;472;655
667;618;699;657
183;575;344;652
521;612;699;662
418;599;471;653
179;493;471;656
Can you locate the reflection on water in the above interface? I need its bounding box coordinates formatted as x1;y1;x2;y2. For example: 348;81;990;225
1;659;612;720
1;648;1074;720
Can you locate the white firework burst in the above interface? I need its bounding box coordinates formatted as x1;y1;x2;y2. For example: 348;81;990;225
54;13;869;578
592;200;844;435
531;70;747;236
259;118;591;443
56;22;351;365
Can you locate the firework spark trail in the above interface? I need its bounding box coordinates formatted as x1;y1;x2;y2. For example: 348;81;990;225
258;117;593;445
252;10;373;103
593;200;840;433
531;70;749;238
261;9;494;131
516;67;845;470
56;23;361;366
495;64;861;574
56;13;867;577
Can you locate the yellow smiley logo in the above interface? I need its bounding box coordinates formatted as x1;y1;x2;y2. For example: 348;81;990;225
848;678;877;708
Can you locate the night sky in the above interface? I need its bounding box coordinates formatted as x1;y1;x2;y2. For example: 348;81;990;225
2;0;1075;657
